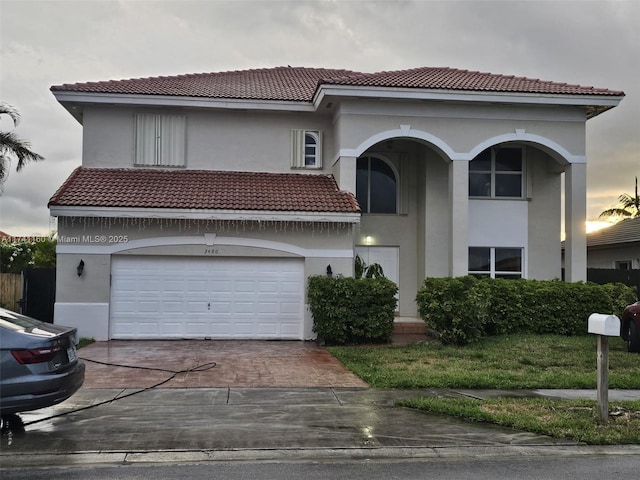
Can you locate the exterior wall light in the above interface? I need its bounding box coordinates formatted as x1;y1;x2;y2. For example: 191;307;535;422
77;259;85;277
365;235;373;245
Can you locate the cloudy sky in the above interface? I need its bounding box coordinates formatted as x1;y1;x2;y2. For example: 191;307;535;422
1;0;638;236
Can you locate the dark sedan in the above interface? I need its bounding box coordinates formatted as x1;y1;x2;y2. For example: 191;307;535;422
620;301;640;353
0;308;85;417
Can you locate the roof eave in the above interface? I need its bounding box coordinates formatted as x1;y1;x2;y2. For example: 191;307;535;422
49;205;361;224
313;84;624;115
51;90;315;120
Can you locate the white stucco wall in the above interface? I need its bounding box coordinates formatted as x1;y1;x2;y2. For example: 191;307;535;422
587;246;640;269
81;106;336;173
55;219;356;340
333;101;586;162
66;94;586;333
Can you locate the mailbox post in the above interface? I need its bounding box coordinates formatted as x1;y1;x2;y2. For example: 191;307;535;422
587;313;620;423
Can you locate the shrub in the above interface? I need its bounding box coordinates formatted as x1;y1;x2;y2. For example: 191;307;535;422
415;276;485;345
308;275;398;345
416;277;636;345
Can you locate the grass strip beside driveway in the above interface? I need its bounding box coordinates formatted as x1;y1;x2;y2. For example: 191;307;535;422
329;334;640;444
328;334;640;389
399;397;640;444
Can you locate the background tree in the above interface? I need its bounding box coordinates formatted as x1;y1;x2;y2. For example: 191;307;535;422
0;102;44;183
599;176;639;221
0;236;57;273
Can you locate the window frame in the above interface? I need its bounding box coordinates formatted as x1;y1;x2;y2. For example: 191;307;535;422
615;260;632;270
291;129;322;169
356;155;399;214
134;113;186;167
469;246;524;279
469;146;524;199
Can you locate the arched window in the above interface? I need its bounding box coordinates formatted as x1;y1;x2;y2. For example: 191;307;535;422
304;132;319;167
356;156;398;214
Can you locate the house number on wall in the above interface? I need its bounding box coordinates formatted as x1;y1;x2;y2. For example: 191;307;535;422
204;248;220;255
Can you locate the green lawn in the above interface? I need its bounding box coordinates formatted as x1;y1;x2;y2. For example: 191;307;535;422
328;334;640;389
399;397;640;445
77;338;95;349
329;334;640;444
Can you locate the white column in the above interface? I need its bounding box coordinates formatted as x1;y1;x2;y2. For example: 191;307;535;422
564;162;587;282
333;156;357;193
449;159;469;277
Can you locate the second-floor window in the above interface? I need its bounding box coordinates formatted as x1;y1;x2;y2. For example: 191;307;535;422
356;156;398;214
469;146;523;198
291;129;322;169
134;114;186;167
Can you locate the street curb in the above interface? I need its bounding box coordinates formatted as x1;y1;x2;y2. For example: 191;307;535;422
3;444;640;468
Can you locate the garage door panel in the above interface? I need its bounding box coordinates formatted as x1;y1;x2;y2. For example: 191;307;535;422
234;302;255;314
186;301;207;313
280;302;301;314
137;321;160;335
210;280;231;293
163;301;185;313
257;302;277;314
138;301;160;313
111;256;304;339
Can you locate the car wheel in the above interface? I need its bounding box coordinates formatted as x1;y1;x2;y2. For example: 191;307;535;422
628;321;640;353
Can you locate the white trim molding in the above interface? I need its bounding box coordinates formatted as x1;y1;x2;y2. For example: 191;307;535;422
337;126;461;161
315;85;623;113
336;127;583;165
54;302;110;341
56;234;355;258
469;131;585;164
50;206;360;224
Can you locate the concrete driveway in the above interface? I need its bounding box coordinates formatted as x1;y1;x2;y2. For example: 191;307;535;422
79;340;368;388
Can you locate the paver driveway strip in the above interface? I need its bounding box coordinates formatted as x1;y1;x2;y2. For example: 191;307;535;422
79;340;368;388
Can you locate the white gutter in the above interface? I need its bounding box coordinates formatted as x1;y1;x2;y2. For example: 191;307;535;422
313;85;624;111
52;91;316;112
49;205;361;224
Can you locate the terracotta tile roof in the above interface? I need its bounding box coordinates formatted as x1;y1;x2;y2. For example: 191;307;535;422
48;168;360;214
323;67;624;96
50;67;359;102
51;66;624;100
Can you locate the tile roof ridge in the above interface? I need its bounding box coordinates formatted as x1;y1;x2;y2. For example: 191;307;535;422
51;66;361;91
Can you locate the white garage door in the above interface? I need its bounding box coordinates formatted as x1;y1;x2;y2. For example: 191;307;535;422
110;256;304;339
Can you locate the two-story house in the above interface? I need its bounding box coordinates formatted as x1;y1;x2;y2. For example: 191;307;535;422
48;66;624;340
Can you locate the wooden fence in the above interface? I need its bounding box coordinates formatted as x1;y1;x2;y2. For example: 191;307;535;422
0;273;22;312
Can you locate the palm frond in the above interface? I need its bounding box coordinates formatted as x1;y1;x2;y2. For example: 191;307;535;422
0;103;21;127
599;176;640;220
0;131;44;172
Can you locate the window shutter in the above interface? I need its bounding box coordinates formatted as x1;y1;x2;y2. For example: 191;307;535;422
159;115;186;166
134;114;157;165
315;131;323;168
134;114;186;166
398;155;408;214
291;129;305;168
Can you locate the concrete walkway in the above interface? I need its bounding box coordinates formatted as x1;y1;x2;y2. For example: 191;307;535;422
3;387;640;468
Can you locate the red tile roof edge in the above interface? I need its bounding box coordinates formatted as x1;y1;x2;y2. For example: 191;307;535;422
50;65;624;100
48;167;361;215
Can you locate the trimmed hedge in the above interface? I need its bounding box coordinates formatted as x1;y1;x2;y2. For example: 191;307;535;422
416;276;637;346
308;275;398;345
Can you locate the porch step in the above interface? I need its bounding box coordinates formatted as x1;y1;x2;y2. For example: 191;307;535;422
393;318;426;335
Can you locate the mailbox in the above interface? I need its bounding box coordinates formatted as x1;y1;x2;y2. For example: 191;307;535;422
588;313;620;336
